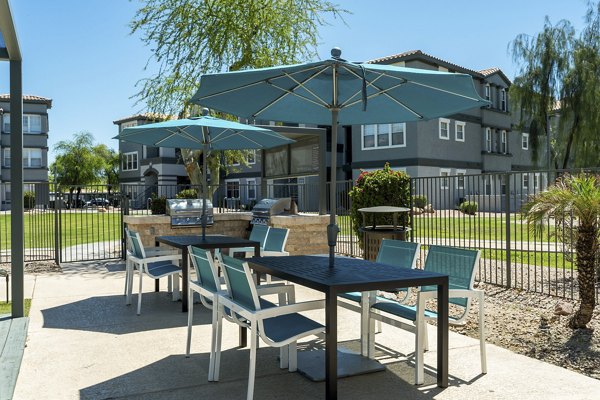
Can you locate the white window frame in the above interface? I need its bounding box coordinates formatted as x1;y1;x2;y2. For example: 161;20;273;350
484;84;491;101
456;169;466;190
440;168;451;190
3;148;42;168
246;179;257;200
455;121;465;142
534;173;540;190
485;128;492;152
522;132;529;150
122;151;138;171
500;89;507;111
3;113;43;134
361;123;406;150
439;118;450;140
3;148;10;167
501;130;507;153
523;174;530;190
247;150;256;165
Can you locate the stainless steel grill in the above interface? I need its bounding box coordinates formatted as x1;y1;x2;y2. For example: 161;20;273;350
166;198;213;227
251;198;292;225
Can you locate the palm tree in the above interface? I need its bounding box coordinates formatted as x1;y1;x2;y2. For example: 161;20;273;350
522;173;599;329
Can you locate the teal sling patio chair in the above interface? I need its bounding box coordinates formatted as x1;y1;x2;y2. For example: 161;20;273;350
124;227;179;298
228;224;270;257
337;239;420;355
125;230;182;315
368;245;486;384
261;227;290;256
212;254;325;400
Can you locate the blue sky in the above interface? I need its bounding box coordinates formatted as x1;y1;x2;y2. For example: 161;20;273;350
0;0;591;163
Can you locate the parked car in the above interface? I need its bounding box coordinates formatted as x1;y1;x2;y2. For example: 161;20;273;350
84;198;110;208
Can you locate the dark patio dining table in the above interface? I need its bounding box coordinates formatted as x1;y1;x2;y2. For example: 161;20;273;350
247;255;449;400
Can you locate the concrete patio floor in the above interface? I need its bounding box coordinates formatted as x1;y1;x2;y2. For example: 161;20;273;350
10;260;600;400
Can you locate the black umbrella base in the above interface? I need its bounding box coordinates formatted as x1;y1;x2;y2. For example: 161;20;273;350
296;347;385;381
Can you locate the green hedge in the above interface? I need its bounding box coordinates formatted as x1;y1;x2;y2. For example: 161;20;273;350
24;191;35;210
459;200;478;215
349;163;410;247
150;194;167;215
412;195;427;208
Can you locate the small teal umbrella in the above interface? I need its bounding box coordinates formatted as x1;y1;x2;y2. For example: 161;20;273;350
114;111;294;239
191;48;490;265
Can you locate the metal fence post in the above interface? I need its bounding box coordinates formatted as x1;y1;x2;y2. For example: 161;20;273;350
505;172;512;289
121;192;130;260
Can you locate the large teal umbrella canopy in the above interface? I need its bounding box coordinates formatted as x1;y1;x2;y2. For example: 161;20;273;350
114;113;294;239
191;48;489;264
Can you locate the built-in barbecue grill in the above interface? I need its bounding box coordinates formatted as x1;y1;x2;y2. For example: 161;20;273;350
251;198;292;225
166;198;213;227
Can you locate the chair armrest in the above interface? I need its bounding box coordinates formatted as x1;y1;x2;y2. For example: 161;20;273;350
146;248;180;257
418;288;483;302
261;250;290;257
129;254;182;265
255;299;325;319
255;283;295;297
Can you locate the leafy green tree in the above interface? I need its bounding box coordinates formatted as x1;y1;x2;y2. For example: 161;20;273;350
510;2;600;169
522;173;599;329
94;144;120;194
130;0;347;189
51;132;106;207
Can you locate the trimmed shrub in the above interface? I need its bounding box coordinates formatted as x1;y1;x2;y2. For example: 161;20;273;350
150;193;167;215
412;195;427;208
24;191;35;210
349;163;411;247
176;188;198;199
459;201;478;215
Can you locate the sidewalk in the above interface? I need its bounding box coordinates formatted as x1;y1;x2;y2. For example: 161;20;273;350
12;261;600;400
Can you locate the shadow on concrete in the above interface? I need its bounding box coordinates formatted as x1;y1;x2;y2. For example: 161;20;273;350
40;293;212;335
78;343;453;400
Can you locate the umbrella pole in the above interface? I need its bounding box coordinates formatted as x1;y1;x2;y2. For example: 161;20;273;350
327;108;340;267
201;137;209;241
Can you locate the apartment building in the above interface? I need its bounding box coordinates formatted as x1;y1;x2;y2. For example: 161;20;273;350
0;94;51;210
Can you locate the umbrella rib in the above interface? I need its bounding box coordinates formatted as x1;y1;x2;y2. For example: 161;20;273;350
154;127;204;147
252;66;331;118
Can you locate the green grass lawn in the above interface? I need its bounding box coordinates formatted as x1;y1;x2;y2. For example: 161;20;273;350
0;299;31;316
0;212;121;249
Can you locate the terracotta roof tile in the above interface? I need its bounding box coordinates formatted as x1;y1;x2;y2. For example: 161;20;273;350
0;94;52;106
367;50;483;78
113;112;174;124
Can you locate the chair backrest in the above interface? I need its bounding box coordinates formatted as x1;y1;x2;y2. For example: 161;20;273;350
220;254;260;312
376;239;420;269
263;227;289;252
127;229;146;259
249;224;270;247
422;245;479;309
188;246;220;293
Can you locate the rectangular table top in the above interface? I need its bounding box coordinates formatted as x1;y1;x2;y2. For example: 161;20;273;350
247;255;448;293
156;234;259;249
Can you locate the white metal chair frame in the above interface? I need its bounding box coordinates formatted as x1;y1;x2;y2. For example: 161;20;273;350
367;246;487;384
211;255;324;400
125;230;182;315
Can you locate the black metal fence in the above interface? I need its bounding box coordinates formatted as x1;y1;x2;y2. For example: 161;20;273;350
2;171;597;301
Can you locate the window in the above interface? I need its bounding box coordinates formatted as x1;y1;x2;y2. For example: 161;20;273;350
120;121;137;131
456;169;466;190
3;148;9;167
439;118;450;140
2;113;43;134
522;133;529;150
3;148;43;167
501;130;507;153
247;179;257;200
484;84;491;101
500;89;507;111
523;174;529;190
485;128;492;152
484;177;492;195
440;168;451;190
226;180;240;198
455;121;465;142
122;152;138;171
500;175;507;195
534;173;540;190
247;150;256;164
361;123;406;149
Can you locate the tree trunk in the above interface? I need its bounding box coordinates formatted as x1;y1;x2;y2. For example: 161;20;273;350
569;223;598;328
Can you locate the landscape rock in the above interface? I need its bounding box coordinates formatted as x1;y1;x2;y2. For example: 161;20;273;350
554;302;573;316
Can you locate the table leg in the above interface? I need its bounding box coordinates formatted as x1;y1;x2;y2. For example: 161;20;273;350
239;326;247;348
154;239;160;292
181;248;189;312
325;290;337;400
437;280;449;388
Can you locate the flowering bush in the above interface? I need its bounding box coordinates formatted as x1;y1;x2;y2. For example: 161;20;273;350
349;163;411;246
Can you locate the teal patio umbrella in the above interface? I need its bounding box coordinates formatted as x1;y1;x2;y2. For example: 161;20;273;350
114;111;294;239
191;48;490;265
